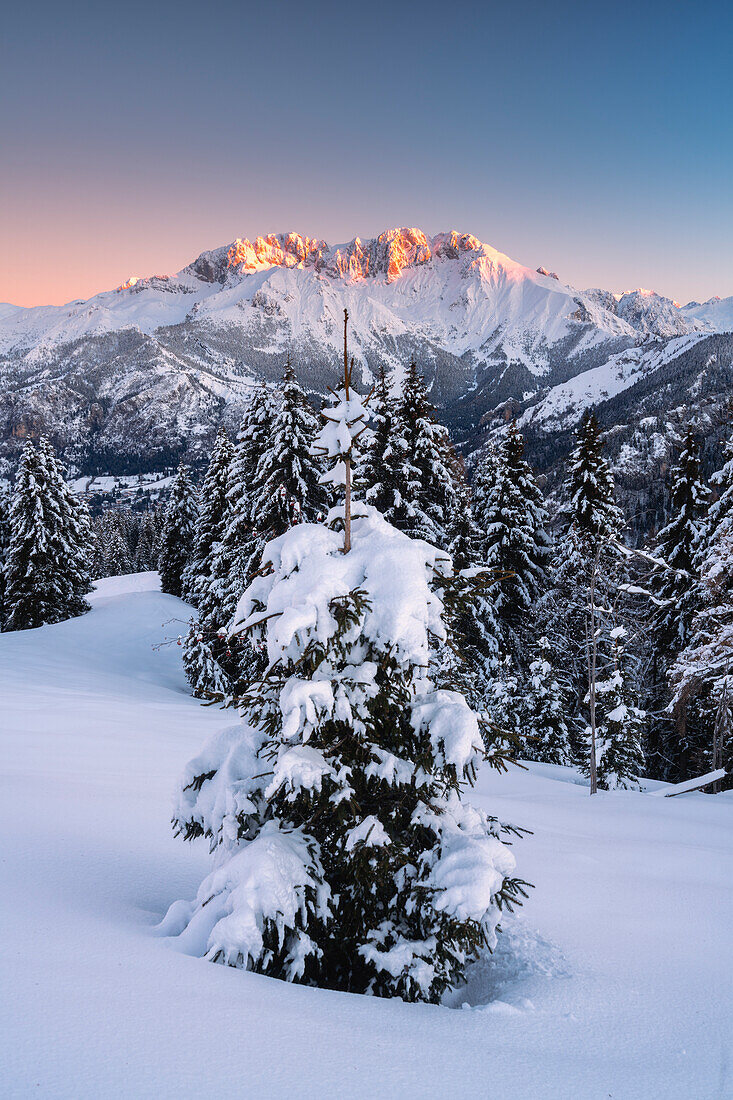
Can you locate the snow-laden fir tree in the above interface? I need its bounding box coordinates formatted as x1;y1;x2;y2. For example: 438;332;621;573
360;366;411;529
181;429;235;695
3;437;92;631
519;636;572;765
443;484;501;710
549;412;626;792
212;385;278;628
182;428;234;606
164;333;526;1002
249;358;328;541
472;425;551;661
0;482;12;622
158;463;198;599
588;628;645;790
651;429;709;652
392;360;459;549
647;429;710;777
669;435;733;783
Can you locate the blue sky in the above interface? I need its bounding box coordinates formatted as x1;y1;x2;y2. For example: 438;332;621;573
2;0;731;305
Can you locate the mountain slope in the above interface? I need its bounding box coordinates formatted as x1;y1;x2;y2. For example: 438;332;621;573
0;228;731;484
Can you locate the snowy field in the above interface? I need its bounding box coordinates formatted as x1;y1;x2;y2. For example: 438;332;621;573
1;573;731;1099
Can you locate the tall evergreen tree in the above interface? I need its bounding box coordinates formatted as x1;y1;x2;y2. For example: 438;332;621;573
549;412;626;793
213;385;278;626
182;428;234;606
669;436;733;783
472;426;551;661
0;482;12;622
158;463;198;599
166;352;526;1003
250;360;328;542
393;361;459;548
443;484;501;709
647;430;710;777
360;366;410;527
565;410;624;540
4;437;91;631
651;429;710;652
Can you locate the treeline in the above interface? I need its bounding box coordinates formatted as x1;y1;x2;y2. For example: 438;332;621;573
158;356;732;790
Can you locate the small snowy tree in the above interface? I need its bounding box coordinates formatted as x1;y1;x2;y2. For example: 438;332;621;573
158;463;198;599
519;637;572;766
588;629;645;790
165;326;526;1002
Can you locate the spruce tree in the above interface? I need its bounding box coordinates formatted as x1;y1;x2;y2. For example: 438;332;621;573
550;412;626;793
166;350;526;1003
252;360;327;533
443;485;501;709
647;430;710;777
0;483;12;622
158;463;198;599
565;410;623;540
181;429;236;697
519;636;573;765
213;386;278;626
651;429;709;652
4;437;91;631
182;428;234;606
589;630;645;790
472;426;550;660
669;436;733;783
393;360;459;548
360;366;410;527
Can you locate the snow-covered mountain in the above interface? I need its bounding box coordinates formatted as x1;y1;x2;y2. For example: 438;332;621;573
0;226;731;481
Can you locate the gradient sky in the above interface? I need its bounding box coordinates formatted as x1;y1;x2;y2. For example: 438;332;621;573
2;0;732;307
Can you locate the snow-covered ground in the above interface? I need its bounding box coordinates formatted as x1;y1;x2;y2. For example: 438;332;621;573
2;574;731;1099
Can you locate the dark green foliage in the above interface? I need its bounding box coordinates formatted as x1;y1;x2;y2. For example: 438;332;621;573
158;463;198;598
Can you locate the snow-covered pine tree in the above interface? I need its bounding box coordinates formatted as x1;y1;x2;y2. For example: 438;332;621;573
646;429;710;776
565;410;624;540
519;636;573;765
0;482;11;622
158;463;198;599
3;437;92;631
651;429;709;652
182;428;234;606
180;429;235;695
360;366;410;528
443;484;501;709
668;435;733;783
472;425;551;661
165;333;526;1003
590;629;645;790
393;360;460;549
549;412;626;792
213;385;278;628
248;358;328;548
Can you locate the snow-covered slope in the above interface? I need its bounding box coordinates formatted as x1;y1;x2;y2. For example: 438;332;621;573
2;574;732;1098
